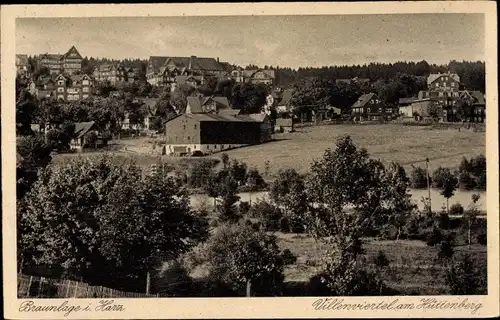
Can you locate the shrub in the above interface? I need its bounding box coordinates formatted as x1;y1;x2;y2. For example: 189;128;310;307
188;222;285;296
281;249;297;265
247;201;283;232
238;201;251;216
449;203;464;216
426;226;444;246
445;254;482;295
279;217;290;233
437;239;454;262
432;167;448;189
476;233;487;246
154;260;194;296
457;171;477;190
438;213;450;230
410;165;431;189
373;250;390;268
476;172;486;190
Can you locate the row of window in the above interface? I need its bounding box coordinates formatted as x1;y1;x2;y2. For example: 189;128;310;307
435;81;456;87
353;107;392;113
57;87;90;93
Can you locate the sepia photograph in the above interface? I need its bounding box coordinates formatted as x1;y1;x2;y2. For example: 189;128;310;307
2;2;499;319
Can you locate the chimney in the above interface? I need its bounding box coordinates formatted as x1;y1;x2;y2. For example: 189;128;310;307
217;57;219;63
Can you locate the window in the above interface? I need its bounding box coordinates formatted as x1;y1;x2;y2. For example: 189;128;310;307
378;108;382;113
57;87;64;93
187;136;190;141
360;108;364;113
435;83;439;87
183;125;186;130
386;108;392;113
83;87;89;93
207;145;210;150
83;80;89;85
438;92;443;97
367;108;371;113
451;82;455;87
194;124;197;130
58;80;65;85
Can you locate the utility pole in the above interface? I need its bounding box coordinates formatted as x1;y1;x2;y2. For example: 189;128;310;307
146;271;150;295
425;157;432;214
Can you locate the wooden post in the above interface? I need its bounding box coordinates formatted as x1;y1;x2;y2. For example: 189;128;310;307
26;276;33;298
146;271;151;295
425;158;432;214
246;279;251;297
38;277;44;297
73;281;79;298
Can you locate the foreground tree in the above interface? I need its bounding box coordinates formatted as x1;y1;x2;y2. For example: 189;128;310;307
306;135;386;295
380;162;417;241
269;168;309;232
187;222;285;296
437;168;458;214
464;193;481;250
445;254;482;295
18;155;208;291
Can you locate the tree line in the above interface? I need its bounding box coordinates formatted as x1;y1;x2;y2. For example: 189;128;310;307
275;60;485;93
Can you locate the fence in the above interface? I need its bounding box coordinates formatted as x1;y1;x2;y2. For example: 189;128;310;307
17;274;158;298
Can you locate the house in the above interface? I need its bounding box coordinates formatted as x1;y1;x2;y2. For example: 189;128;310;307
427;72;461;92
39;46;83;75
171;75;204;91
146;56;169;86
140;98;161;131
230;68;275;85
351;93;392;122
275;118;294;133
236;113;273;143
457;90;486;123
126;67;141;83
275;89;294;114
146;55;228;87
93;64;126;84
70;121;99;151
165;113;270;156
185;95;232;114
54;73;94;101
16;54;30;77
398;98;440;119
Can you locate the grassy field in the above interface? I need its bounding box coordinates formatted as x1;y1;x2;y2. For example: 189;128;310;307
222;124;486;175
276;233;487;295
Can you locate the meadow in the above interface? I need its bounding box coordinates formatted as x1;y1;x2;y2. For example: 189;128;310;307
222;124;486;175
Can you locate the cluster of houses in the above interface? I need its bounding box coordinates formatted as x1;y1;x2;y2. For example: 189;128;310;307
145;55;276;91
349;72;485;123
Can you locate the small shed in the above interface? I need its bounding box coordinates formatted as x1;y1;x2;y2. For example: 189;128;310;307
275;118;294;133
70;121;99;151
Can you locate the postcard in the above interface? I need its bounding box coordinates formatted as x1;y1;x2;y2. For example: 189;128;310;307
2;2;499;319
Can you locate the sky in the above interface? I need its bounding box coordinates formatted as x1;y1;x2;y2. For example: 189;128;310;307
16;14;484;69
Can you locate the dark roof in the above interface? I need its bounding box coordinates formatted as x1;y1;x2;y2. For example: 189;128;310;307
148;56;169;74
175;75;203;85
74;121;96;139
351;93;377;109
236;113;268;122
278;89;294;106
427;72;460;85
181;113;261;123
41;53;63;61
399;97;417;105
469;91;485;105
62;46;82;60
165;56;226;71
186;96;231;113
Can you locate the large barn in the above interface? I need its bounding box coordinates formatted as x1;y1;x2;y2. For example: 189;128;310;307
165;112;272;156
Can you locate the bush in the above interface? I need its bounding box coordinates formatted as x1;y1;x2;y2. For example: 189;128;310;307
437;239;454;262
426;226;444;246
154;260;194;296
445;254;482;295
373;250;390;268
476;172;486;190
281;249;297;265
410;166;431;189
476;233;487;246
432;167;448;189
438;213;450;230
449;203;464;216
238;201;251;215
458;171;477;190
279;217;290;233
247;201;283;232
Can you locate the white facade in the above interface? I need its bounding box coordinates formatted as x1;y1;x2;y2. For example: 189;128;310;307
165;143;247;156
